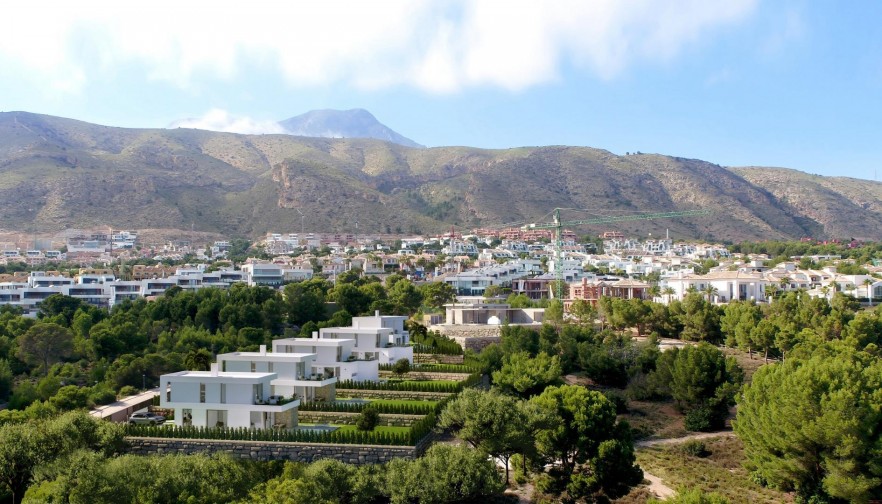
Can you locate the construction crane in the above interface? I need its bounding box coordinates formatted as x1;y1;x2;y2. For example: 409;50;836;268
523;208;712;300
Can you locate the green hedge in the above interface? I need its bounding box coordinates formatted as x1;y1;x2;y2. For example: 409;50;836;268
337;374;480;393
299;401;436;415
378;363;481;374
125;420;434;446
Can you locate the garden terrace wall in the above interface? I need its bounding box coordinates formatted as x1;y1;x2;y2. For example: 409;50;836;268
125;437;425;463
336;389;453;401
414;354;464;364
378;371;473;381
299;411;424;427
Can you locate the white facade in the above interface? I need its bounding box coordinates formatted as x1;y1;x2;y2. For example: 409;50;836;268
160;365;300;429
216;345;337;401
272;337;379;382
322;313;413;365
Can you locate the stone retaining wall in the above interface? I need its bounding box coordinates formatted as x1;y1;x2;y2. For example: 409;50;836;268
336;389;453;401
125;437;422;464
430;325;502;351
413;354;464;364
378;371;472;381
298;411;424;427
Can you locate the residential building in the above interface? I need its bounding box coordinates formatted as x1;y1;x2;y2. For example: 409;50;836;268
160;364;299;429
216;345;336;402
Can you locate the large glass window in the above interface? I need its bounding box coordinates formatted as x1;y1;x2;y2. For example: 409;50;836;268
199;383;205;403
220;383;226;404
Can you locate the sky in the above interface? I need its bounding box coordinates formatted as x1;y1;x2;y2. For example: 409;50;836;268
1;1;880;179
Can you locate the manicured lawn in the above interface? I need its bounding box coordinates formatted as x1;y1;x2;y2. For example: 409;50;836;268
385;379;460;386
333;425;412;435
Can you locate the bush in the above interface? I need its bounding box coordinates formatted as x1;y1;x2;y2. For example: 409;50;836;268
118;385;138;398
391;358;411;377
684;406;715;432
89;386;117;407
356;408;379;431
603;390;628;414
680;440;710;458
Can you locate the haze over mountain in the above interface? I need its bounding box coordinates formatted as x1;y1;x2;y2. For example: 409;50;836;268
1;111;880;242
278;109;423;148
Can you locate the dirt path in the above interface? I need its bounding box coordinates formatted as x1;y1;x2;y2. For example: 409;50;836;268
643;471;676;499
636;430;735;448
636;431;736;499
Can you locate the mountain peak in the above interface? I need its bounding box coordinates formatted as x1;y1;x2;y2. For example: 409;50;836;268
278;109;423;148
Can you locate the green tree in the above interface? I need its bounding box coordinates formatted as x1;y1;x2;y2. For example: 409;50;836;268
15;323;74;376
437;388;534;484
492;351;562;397
568;299;596;326
0;359;12;401
735;344;882;502
183;348;213;371
391;358;410;378
385;444;504;504
418;282;456;311
530;385;642;499
356;407;380;431
650;343;742;431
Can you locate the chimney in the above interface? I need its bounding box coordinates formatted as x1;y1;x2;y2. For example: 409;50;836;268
210;363;219;376
259;345;266;355
375;310;380;317
312;331;318;340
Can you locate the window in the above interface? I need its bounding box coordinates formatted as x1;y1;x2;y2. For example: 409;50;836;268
250;361;256;372
253;384;262;402
220;383;226;404
268;362;274;373
199;383;205;403
166;382;171;402
337;346;342;361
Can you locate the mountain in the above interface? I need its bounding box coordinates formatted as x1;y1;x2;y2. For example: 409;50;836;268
0;111;879;242
278;109;423;148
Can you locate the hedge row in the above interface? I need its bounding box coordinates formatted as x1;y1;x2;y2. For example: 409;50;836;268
413;342;462;356
125;421;431;446
378;363;481;374
299;401;436;415
337;374;480;393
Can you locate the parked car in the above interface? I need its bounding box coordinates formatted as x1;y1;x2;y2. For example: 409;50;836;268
128;412;165;425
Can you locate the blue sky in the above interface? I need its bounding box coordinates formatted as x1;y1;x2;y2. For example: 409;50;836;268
1;1;880;179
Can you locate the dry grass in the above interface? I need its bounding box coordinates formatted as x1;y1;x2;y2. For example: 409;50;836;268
720;346;773;382
633;436;793;504
620;400;689;440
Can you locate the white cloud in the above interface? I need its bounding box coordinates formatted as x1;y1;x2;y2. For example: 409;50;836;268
0;0;759;96
169;109;285;135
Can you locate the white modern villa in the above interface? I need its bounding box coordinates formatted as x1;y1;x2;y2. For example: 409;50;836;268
216;345;337;401
159;364;300;429
271;336;379;382
158;312;413;429
321;312;413;365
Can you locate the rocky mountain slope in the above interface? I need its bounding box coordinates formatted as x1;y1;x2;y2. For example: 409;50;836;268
278;109;423;148
0;111;877;242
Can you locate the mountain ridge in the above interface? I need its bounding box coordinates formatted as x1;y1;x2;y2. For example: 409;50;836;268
278;108;423;148
0;111;878;242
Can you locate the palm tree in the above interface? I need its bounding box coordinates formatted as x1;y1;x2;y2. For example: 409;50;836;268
765;284;779;302
864;278;875;307
779;276;791;291
663;286;675;305
648;285;661;301
702;284;718;304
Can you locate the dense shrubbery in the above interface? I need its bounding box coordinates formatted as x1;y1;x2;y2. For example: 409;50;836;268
378;362;480;374
337;373;480;393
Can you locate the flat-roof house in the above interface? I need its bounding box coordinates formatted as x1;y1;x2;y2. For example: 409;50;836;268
160;364;300;429
216;345;337;402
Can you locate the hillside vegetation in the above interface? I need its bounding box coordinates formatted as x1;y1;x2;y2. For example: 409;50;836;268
1;111;879;241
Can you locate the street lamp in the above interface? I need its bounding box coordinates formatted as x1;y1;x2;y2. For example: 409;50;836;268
142;374;146;390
